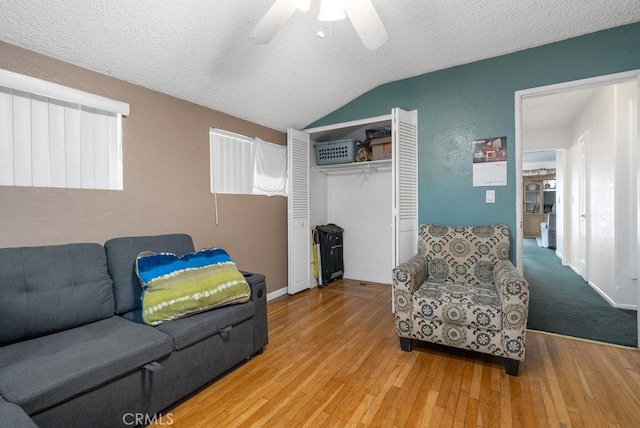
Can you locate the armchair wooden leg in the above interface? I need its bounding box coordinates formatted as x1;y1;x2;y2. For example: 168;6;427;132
504;358;520;376
400;337;413;352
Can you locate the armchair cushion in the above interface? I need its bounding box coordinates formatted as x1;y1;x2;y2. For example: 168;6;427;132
418;224;510;284
413;281;502;331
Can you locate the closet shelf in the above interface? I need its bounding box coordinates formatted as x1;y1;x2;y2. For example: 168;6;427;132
314;159;392;175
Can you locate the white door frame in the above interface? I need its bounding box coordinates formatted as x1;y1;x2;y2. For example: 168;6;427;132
514;69;640;273
636;73;640;346
516;69;640;349
577;131;589;281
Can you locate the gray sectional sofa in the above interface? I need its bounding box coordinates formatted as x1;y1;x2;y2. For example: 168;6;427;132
0;233;268;427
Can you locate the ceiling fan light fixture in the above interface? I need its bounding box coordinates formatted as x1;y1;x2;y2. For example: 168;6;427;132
318;0;346;21
251;0;387;49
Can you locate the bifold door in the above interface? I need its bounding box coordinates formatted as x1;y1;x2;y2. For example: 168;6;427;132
287;128;311;295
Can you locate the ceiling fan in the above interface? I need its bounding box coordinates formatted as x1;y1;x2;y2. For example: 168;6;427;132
249;0;389;50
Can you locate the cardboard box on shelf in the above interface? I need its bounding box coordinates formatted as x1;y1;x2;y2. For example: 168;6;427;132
370;137;392;160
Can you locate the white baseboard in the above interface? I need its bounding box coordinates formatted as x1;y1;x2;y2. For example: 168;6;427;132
587;281;638;310
555;249;563;261
614;303;638;311
564;268;638;311
267;287;287;301
588;281;617;307
267;283;321;301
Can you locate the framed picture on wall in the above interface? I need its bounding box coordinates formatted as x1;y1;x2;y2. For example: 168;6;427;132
472;137;507;186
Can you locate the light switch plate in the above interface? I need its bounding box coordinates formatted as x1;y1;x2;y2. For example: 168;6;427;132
486;190;495;203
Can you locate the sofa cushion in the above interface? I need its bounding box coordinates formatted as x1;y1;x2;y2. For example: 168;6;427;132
136;248;251;325
0;397;37;428
105;234;195;315
155;301;255;350
122;308;145;324
413;280;503;331
0;243;115;346
0;317;173;415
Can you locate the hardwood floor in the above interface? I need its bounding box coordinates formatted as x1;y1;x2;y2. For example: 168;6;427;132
153;279;640;427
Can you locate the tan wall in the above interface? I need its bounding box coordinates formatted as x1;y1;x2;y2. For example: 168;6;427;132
0;42;288;294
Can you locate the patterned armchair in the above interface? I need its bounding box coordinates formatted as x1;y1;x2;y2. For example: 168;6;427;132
392;224;529;376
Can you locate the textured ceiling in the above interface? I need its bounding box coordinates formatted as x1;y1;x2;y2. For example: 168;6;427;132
1;0;639;132
522;87;598;132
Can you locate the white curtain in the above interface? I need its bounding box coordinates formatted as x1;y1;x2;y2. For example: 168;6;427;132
253;137;288;197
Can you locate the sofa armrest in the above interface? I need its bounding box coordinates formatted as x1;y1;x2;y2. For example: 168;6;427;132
493;260;529;307
240;271;268;353
393;254;428;296
241;270;266;289
392;254;428;337
493;260;529;361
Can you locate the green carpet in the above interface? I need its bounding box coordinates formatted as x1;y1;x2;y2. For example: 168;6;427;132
523;238;637;347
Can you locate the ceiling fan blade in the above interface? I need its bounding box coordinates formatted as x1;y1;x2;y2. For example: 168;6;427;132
249;0;298;44
343;0;389;50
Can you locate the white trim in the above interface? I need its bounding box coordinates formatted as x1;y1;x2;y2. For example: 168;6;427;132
614;303;638;311
567;266;637;310
637;73;640;348
0;68;129;116
559;148;569;265
516;69;640;349
568;264;584;278
516;70;640;98
515;93;524;272
588;280;619;308
515;69;640;277
267;287;288;301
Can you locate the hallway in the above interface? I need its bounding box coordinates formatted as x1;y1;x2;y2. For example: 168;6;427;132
523;238;637;347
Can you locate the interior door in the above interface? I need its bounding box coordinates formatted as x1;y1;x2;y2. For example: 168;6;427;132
392;108;418;267
578;131;589;281
635;74;639;347
287;128;311;295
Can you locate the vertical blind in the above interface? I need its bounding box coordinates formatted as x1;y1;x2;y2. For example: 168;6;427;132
209;129;287;197
0;69;129;190
209;129;255;194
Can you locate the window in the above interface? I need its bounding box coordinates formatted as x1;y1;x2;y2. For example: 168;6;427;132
209;128;287;197
209;129;255;194
0;69;129;190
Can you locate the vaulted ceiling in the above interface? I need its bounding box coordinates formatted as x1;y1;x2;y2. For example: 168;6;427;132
1;0;639;131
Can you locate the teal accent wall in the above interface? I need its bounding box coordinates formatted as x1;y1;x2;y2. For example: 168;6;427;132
307;22;640;258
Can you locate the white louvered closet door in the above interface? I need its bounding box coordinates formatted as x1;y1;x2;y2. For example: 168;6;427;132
392;108;418;267
287;128;311;295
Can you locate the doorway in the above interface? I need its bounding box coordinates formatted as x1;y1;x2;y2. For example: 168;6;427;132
515;70;640;347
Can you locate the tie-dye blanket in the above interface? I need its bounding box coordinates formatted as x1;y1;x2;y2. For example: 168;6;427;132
136;248;250;325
